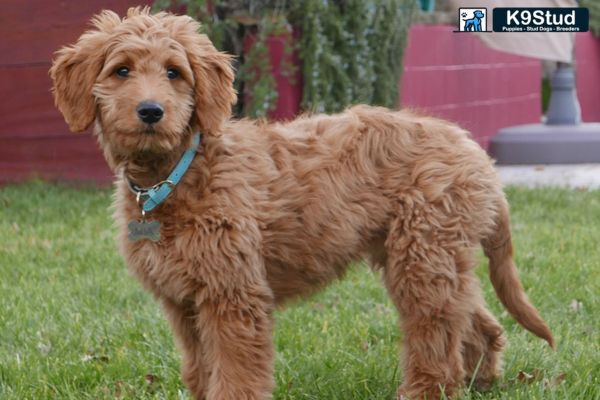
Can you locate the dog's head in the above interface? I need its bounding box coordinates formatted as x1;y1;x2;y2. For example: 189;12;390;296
50;7;236;158
473;10;484;19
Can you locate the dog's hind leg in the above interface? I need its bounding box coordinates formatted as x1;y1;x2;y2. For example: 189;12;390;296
162;298;210;399
462;304;505;391
437;248;505;391
382;197;483;399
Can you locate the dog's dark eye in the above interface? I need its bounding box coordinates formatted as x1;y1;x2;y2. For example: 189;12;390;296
167;68;179;80
116;67;129;78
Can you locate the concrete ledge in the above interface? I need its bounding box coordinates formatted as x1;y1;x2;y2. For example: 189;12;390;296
496;164;600;190
490;123;600;164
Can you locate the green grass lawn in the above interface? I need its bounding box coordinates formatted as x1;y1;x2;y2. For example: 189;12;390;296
0;181;598;399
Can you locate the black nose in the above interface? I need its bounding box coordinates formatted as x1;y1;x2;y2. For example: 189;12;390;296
136;101;164;124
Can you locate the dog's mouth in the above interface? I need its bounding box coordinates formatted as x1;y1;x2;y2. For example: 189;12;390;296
143;125;157;135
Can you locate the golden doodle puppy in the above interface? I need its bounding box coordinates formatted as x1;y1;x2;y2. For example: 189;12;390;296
50;7;553;400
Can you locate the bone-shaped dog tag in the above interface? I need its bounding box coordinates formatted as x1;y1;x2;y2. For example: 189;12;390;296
128;220;161;242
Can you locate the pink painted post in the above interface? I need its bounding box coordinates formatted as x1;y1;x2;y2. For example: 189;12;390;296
243;29;303;121
576;32;600;122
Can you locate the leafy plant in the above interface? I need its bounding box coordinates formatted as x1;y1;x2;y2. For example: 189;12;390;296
579;0;600;36
289;0;415;113
154;0;416;117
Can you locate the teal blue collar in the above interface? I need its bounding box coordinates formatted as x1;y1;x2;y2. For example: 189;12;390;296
128;133;201;214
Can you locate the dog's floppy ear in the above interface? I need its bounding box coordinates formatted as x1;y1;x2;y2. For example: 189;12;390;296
166;15;237;136
189;48;237;136
49;11;120;132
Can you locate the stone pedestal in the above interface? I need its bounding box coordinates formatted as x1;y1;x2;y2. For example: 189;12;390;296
490;123;600;164
490;64;600;164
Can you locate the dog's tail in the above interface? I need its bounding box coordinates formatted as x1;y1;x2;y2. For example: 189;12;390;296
482;199;554;348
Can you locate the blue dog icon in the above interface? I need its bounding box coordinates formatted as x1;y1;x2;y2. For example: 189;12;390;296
463;10;485;31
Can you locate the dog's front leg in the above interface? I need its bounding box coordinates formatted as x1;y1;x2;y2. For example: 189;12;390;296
197;284;275;400
162;298;210;399
190;238;275;400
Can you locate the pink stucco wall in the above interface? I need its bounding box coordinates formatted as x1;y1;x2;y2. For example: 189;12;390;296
3;17;599;185
400;25;542;150
0;0;152;185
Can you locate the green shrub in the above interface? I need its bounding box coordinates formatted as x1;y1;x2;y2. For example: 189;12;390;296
154;0;416;117
579;0;600;36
